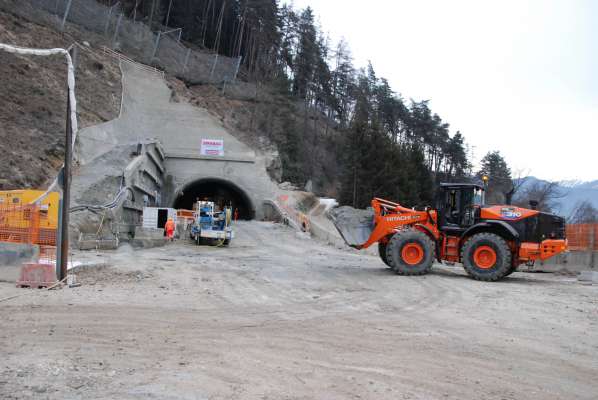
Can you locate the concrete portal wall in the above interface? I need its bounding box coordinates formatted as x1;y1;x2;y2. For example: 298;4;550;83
164;156;276;219
76;59;277;221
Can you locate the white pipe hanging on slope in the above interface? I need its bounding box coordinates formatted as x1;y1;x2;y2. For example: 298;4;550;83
0;43;78;202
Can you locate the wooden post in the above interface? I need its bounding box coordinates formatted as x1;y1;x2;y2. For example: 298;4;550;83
56;46;77;281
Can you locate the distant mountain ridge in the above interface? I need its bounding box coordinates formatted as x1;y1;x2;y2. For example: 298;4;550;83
515;177;598;218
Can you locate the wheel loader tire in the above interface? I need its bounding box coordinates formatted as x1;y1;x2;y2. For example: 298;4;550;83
386;229;435;275
504;264;518;277
461;233;512;281
378;242;392;268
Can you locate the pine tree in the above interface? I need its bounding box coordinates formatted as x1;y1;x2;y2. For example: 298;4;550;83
477;151;512;204
292;7;318;99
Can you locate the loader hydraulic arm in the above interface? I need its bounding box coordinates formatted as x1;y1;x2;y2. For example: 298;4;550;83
356;198;437;249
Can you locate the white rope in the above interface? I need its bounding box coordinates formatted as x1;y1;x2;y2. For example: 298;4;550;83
0;43;78;203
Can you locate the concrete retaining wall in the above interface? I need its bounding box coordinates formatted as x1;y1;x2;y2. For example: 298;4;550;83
71;141;166;248
533;251;597;273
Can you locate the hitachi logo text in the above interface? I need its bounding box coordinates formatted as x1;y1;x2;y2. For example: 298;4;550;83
386;215;417;221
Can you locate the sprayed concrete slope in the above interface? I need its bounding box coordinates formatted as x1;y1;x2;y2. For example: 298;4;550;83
76;60;276;217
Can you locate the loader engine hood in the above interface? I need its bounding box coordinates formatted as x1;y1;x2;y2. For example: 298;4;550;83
480;205;566;242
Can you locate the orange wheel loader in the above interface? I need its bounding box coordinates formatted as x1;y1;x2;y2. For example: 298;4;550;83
331;183;568;281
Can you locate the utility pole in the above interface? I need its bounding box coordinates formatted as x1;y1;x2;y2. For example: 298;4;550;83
56;46;77;281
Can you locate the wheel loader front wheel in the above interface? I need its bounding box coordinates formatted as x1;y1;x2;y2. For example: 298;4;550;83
461;233;512;281
386;229;435;275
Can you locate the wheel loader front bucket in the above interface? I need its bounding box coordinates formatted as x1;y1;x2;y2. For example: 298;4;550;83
328;206;375;248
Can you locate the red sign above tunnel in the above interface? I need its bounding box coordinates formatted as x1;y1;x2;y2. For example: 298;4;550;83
200;139;224;156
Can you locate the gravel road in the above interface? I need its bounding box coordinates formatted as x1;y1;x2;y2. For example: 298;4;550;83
1;221;597;399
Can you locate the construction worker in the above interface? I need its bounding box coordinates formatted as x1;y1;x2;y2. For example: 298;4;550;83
164;217;175;241
234;208;239;221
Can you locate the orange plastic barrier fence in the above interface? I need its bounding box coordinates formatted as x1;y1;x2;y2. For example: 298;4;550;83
38;245;57;265
0;204;57;246
566;224;598;251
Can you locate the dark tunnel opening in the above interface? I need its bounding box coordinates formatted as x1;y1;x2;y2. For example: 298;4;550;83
173;179;255;220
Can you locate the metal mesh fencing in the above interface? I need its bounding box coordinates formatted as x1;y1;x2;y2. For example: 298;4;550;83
2;0;241;84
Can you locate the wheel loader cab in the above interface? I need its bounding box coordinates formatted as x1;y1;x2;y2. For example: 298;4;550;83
437;183;485;230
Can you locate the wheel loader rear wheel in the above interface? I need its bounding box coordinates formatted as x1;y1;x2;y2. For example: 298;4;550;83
461;233;512;281
386;229;435;275
378;241;392;268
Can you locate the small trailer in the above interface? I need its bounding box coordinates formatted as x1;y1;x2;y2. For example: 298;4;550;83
189;201;234;246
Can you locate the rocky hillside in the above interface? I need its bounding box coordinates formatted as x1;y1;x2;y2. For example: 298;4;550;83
0;9;122;189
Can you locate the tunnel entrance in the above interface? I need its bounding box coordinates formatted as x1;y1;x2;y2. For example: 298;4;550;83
173;178;255;220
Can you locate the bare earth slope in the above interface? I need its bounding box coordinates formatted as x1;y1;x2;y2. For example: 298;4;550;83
1;221;597;399
0;10;121;189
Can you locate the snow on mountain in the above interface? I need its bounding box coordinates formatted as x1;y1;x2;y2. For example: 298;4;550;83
558;179;584;188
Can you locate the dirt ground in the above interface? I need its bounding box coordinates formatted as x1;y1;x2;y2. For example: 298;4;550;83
0;221;597;399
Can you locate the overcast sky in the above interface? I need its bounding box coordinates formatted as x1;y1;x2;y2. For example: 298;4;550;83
287;0;597;182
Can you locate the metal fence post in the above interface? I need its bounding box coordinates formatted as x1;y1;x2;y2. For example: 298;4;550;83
150;31;162;61
183;48;191;72
60;0;73;31
105;3;114;35
210;54;219;81
112;12;123;48
232;56;242;83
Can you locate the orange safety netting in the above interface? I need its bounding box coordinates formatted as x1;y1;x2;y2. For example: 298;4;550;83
38;245;57;265
0;204;57;246
566;223;598;251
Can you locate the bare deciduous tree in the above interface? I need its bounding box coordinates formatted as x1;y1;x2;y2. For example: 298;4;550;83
514;180;567;213
568;200;598;223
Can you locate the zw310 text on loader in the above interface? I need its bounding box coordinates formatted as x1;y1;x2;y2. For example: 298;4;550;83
332;183;567;281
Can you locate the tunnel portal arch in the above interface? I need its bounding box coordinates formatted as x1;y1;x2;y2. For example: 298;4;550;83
172;178;255;220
